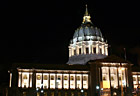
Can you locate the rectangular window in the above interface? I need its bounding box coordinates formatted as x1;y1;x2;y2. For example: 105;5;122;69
110;67;118;88
93;47;96;54
70;76;74;80
51;75;54;80
133;77;136;81
36;73;42;88
74;50;76;55
86;48;89;54
83;76;87;81
138;77;140;81
37;75;41;80
63;74;69;89
43;74;49;89
50;74;55;89
83;75;88;89
79;48;81;54
100;48;102;54
77;76;80;81
64;76;68;80
70;74;75;89
57;75;61;80
44;75;48;80
111;76;114;81
22;73;29;88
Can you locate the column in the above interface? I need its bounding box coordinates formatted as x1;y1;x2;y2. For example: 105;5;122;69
117;67;120;88
32;71;36;88
96;44;99;54
29;73;32;88
18;72;21;87
9;73;12;87
21;72;22;88
108;67;112;95
102;45;105;55
81;74;83;89
69;48;71;57
68;73;70;89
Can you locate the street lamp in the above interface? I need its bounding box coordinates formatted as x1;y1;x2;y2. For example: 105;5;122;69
119;67;124;96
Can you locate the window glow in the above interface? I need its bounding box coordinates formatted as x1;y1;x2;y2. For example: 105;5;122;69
56;74;62;89
43;73;49;89
76;74;82;89
50;74;55;89
83;74;88;89
63;74;69;89
36;73;42;88
22;72;29;88
70;74;75;89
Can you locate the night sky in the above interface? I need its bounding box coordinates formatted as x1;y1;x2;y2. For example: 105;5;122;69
1;0;140;84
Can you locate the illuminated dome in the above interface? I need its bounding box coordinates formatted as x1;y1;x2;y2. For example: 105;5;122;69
71;19;104;44
67;5;108;65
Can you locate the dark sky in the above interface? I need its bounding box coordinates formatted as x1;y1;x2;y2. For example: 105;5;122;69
1;0;140;84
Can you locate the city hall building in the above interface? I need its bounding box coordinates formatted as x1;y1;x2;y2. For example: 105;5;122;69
8;5;140;96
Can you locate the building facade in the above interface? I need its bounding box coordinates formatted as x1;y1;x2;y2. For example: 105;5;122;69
8;5;140;96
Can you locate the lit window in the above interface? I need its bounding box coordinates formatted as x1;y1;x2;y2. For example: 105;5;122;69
77;76;80;81
64;76;68;80
70;76;74;80
44;75;48;80
57;75;61;80
51;75;54;80
111;76;114;81
119;76;121;80
23;75;27;79
133;77;136;81
83;76;87;81
138;77;140;81
103;76;106;81
77;84;80;89
37;75;41;80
